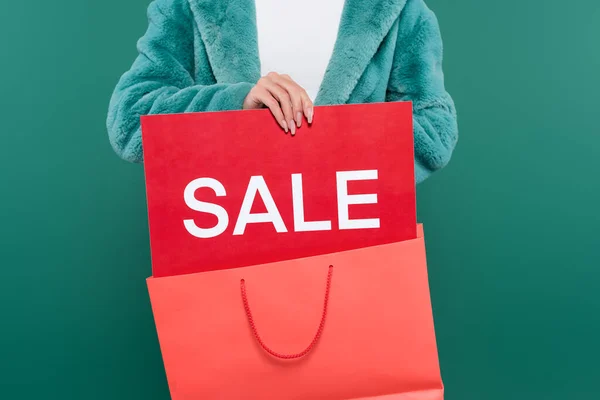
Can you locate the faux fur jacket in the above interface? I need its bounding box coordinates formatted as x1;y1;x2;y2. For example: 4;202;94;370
107;0;458;183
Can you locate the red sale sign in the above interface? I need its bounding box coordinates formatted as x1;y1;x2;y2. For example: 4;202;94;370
141;102;416;277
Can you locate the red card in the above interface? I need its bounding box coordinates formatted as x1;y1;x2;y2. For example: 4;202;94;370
141;102;415;277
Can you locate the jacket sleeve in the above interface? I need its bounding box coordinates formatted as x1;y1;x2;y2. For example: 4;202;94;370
106;0;253;163
387;0;458;183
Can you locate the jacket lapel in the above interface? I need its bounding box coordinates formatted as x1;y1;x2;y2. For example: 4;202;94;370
188;0;261;84
316;0;406;105
188;0;406;105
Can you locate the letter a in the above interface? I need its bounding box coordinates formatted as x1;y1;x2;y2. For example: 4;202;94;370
233;176;287;235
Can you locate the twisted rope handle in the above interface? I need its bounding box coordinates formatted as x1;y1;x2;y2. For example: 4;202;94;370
240;265;334;360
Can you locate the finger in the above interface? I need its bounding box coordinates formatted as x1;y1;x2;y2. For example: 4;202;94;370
302;93;314;124
262;78;296;135
281;75;313;124
255;87;288;132
277;75;304;127
276;75;311;128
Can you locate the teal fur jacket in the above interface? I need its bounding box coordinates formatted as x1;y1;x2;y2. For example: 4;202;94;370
107;0;458;183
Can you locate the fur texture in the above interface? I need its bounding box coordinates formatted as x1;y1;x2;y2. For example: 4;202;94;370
107;0;458;183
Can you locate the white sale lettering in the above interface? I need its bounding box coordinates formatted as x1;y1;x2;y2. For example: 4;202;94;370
337;170;380;230
292;173;332;232
183;178;229;238
233;176;288;235
183;170;380;238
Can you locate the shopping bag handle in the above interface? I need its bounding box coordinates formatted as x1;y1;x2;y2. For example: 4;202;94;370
240;265;334;360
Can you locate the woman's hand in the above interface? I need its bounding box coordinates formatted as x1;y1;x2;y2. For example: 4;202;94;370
242;72;314;135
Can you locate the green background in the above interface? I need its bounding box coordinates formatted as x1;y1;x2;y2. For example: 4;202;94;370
1;0;599;398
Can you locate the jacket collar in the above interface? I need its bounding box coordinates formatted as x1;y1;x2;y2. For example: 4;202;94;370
189;0;406;105
188;0;262;84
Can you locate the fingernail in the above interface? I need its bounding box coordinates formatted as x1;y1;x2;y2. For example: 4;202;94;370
290;121;296;136
308;108;314;124
282;120;288;133
296;112;302;128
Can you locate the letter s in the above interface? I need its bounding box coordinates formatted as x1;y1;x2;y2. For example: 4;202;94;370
183;178;229;238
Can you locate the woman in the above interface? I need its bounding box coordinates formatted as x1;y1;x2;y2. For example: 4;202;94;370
107;0;458;183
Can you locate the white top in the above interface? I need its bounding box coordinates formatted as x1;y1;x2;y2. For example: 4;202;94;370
255;0;346;102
